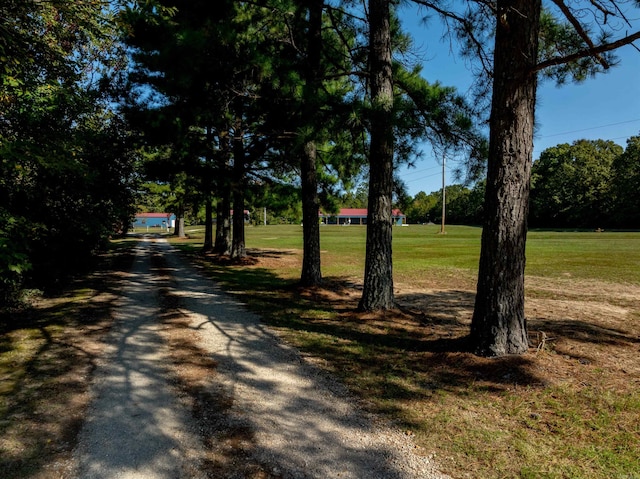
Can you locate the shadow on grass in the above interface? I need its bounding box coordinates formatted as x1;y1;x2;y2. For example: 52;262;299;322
181;251;537;401
531;317;639;347
0;245;135;479
177;246;640;434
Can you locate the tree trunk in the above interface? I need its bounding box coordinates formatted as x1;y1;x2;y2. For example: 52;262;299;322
470;0;541;356
203;125;214;252
214;195;231;255
231;113;246;259
174;212;186;238
359;0;394;312
203;199;213;251
215;129;232;255
299;0;323;286
300;142;322;285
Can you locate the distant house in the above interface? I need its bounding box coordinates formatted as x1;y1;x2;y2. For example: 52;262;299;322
229;209;251;223
319;208;406;226
133;212;176;230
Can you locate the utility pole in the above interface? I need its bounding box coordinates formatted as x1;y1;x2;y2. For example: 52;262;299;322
440;155;446;234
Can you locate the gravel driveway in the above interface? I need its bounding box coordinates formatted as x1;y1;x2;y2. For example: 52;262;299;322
73;237;450;479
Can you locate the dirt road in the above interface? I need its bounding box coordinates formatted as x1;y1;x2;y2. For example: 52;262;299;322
73;237;448;479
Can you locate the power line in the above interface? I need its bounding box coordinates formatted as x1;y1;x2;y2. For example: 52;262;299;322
608;134;638;141
404;160;457;184
401;164;441;177
540;118;640;139
404;121;640;187
404;171;443;184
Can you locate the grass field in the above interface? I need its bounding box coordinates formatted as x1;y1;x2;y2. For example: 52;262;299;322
172;224;640;479
178;224;640;283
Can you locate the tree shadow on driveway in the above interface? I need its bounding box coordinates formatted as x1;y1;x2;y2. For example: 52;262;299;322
163;242;451;478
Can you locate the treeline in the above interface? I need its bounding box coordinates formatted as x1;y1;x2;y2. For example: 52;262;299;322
530;138;640;229
404;183;486;226
404;136;640;229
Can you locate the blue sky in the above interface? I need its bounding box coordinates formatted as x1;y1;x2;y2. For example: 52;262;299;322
397;5;640;197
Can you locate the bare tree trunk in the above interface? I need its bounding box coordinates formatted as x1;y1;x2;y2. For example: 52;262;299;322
203;199;213;251
214;195;231;255
300;0;323;286
470;0;542;356
174;212;186;238
359;0;394;311
231;113;246;259
215;130;232;255
203;125;214;252
300;143;322;285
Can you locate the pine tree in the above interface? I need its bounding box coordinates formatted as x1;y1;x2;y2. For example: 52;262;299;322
413;0;640;355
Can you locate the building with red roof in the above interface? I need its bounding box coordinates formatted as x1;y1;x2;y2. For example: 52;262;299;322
133;212;176;230
319;208;405;225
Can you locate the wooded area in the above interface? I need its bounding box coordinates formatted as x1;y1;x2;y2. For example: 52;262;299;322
405;136;640;228
1;0;639;356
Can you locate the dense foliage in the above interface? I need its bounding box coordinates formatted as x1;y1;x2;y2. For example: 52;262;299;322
403;182;485;225
530;139;629;229
403;135;640;229
0;1;137;302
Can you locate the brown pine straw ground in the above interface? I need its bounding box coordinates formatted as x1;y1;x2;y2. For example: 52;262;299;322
249;247;639;387
0;249;133;479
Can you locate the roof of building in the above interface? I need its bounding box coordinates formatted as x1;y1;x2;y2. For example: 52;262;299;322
319;208;405;217
338;208;367;216
135;212;173;218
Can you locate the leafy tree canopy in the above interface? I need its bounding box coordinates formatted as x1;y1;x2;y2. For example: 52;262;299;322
1;0;137;303
530;139;623;228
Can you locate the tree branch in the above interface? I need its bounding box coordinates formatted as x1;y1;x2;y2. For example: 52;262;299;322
326;6;363;73
534;29;640;72
409;0;493;76
551;0;610;69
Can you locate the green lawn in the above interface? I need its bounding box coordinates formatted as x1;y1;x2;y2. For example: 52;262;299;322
525;230;640;283
227;224;640;284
